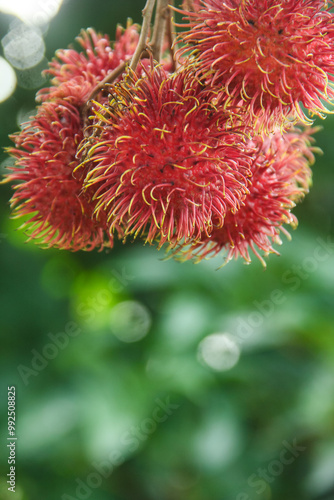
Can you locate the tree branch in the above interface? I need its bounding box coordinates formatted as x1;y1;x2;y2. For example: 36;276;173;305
151;0;169;62
81;60;128;120
129;0;157;71
166;0;177;71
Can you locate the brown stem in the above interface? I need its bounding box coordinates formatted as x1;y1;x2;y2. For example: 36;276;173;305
151;0;169;62
166;0;177;71
82;0;170;120
80;0;169;152
87;62;127;103
129;0;157;71
81;60;128;120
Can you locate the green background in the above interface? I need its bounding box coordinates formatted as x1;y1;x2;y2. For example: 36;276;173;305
1;1;334;499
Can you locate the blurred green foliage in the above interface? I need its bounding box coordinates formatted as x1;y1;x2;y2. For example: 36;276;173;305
1;2;334;500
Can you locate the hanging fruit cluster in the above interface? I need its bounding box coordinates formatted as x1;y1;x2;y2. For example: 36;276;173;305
4;0;333;266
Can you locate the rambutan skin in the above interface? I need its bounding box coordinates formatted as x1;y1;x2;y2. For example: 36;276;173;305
78;67;257;248
5;99;111;251
176;0;334;125
3;25;141;251
37;25;140;105
177;126;318;265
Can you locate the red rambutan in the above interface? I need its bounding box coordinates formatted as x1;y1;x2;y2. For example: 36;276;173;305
176;0;334;126
4;99;111;251
3;25;142;251
78;66;257;248
177;126;318;265
37;24;140;105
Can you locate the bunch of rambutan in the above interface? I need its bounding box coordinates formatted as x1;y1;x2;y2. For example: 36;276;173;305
3;0;333;265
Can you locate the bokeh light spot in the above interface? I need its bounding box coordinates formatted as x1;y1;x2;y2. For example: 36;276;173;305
110;300;151;343
0;0;64;26
2;23;45;69
16;58;47;89
0;56;16;102
197;333;240;372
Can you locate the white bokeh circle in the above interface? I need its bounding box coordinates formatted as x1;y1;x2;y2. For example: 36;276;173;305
0;56;16;102
110;301;151;343
197;333;240;372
